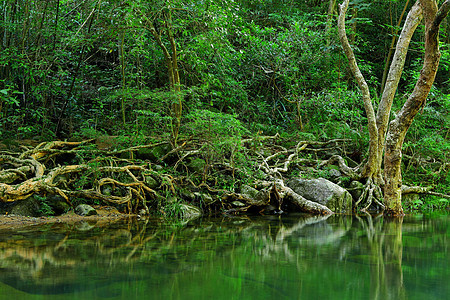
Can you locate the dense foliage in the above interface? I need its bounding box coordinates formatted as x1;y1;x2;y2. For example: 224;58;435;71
0;0;448;211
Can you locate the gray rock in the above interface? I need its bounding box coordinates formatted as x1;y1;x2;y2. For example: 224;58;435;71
240;185;269;206
328;169;342;182
179;204;202;220
5;197;41;217
240;185;259;199
75;204;98;216
46;194;71;215
181;190;196;202
145;175;159;189
193;192;214;204
187;158;206;174
287;178;353;212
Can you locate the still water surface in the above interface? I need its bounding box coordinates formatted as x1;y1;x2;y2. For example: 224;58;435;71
0;213;448;300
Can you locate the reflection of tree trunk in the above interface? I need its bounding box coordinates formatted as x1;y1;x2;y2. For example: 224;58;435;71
382;217;405;300
365;216;405;300
276;214;332;243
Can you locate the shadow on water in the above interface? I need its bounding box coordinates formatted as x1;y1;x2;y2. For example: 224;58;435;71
0;212;448;299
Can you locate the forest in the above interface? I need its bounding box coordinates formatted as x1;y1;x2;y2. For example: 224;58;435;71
0;0;449;219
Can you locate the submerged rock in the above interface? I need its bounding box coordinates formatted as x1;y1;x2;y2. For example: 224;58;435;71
75;204;98;216
287;178;353;213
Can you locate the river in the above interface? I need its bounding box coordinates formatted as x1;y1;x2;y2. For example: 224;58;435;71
0;213;448;299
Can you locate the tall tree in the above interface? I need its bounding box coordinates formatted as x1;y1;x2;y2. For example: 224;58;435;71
338;0;450;215
132;1;184;145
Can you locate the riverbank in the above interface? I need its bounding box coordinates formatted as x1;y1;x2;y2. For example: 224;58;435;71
0;206;133;230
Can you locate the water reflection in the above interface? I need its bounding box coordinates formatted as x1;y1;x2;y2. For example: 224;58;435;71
354;214;405;300
0;213;447;299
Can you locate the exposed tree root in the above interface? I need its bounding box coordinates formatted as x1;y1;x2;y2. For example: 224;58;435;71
318;154;361;179
402;185;450;199
222;179;333;215
258;179;334;215
1;136;447;217
353;177;385;212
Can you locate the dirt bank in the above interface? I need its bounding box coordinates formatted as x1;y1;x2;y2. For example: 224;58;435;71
0;206;134;231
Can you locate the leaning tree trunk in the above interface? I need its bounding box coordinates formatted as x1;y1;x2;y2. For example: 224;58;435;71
384;0;450;216
375;2;423;184
338;0;379;180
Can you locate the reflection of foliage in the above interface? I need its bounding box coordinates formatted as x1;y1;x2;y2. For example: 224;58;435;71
0;214;448;298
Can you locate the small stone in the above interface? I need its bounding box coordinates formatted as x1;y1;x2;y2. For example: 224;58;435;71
349;181;364;201
138;209;148;215
194;192;213;204
75;204;97;216
179;204;202;220
145;175;159;189
329;169;342;181
187;158;206;174
240;185;259;199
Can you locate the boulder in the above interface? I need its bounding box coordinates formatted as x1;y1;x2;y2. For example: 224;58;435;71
75;204;98;216
46;194;71;215
287;178;353;213
240;185;269;206
0;197;41;217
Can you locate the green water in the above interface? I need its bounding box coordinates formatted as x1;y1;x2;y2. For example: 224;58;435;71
0;213;448;300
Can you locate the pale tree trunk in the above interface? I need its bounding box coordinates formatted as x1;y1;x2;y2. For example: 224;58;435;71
338;0;379;180
384;0;450;216
338;0;449;214
380;0;411;95
375;2;423;183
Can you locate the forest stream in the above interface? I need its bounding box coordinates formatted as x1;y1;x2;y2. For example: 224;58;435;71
0;213;448;300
